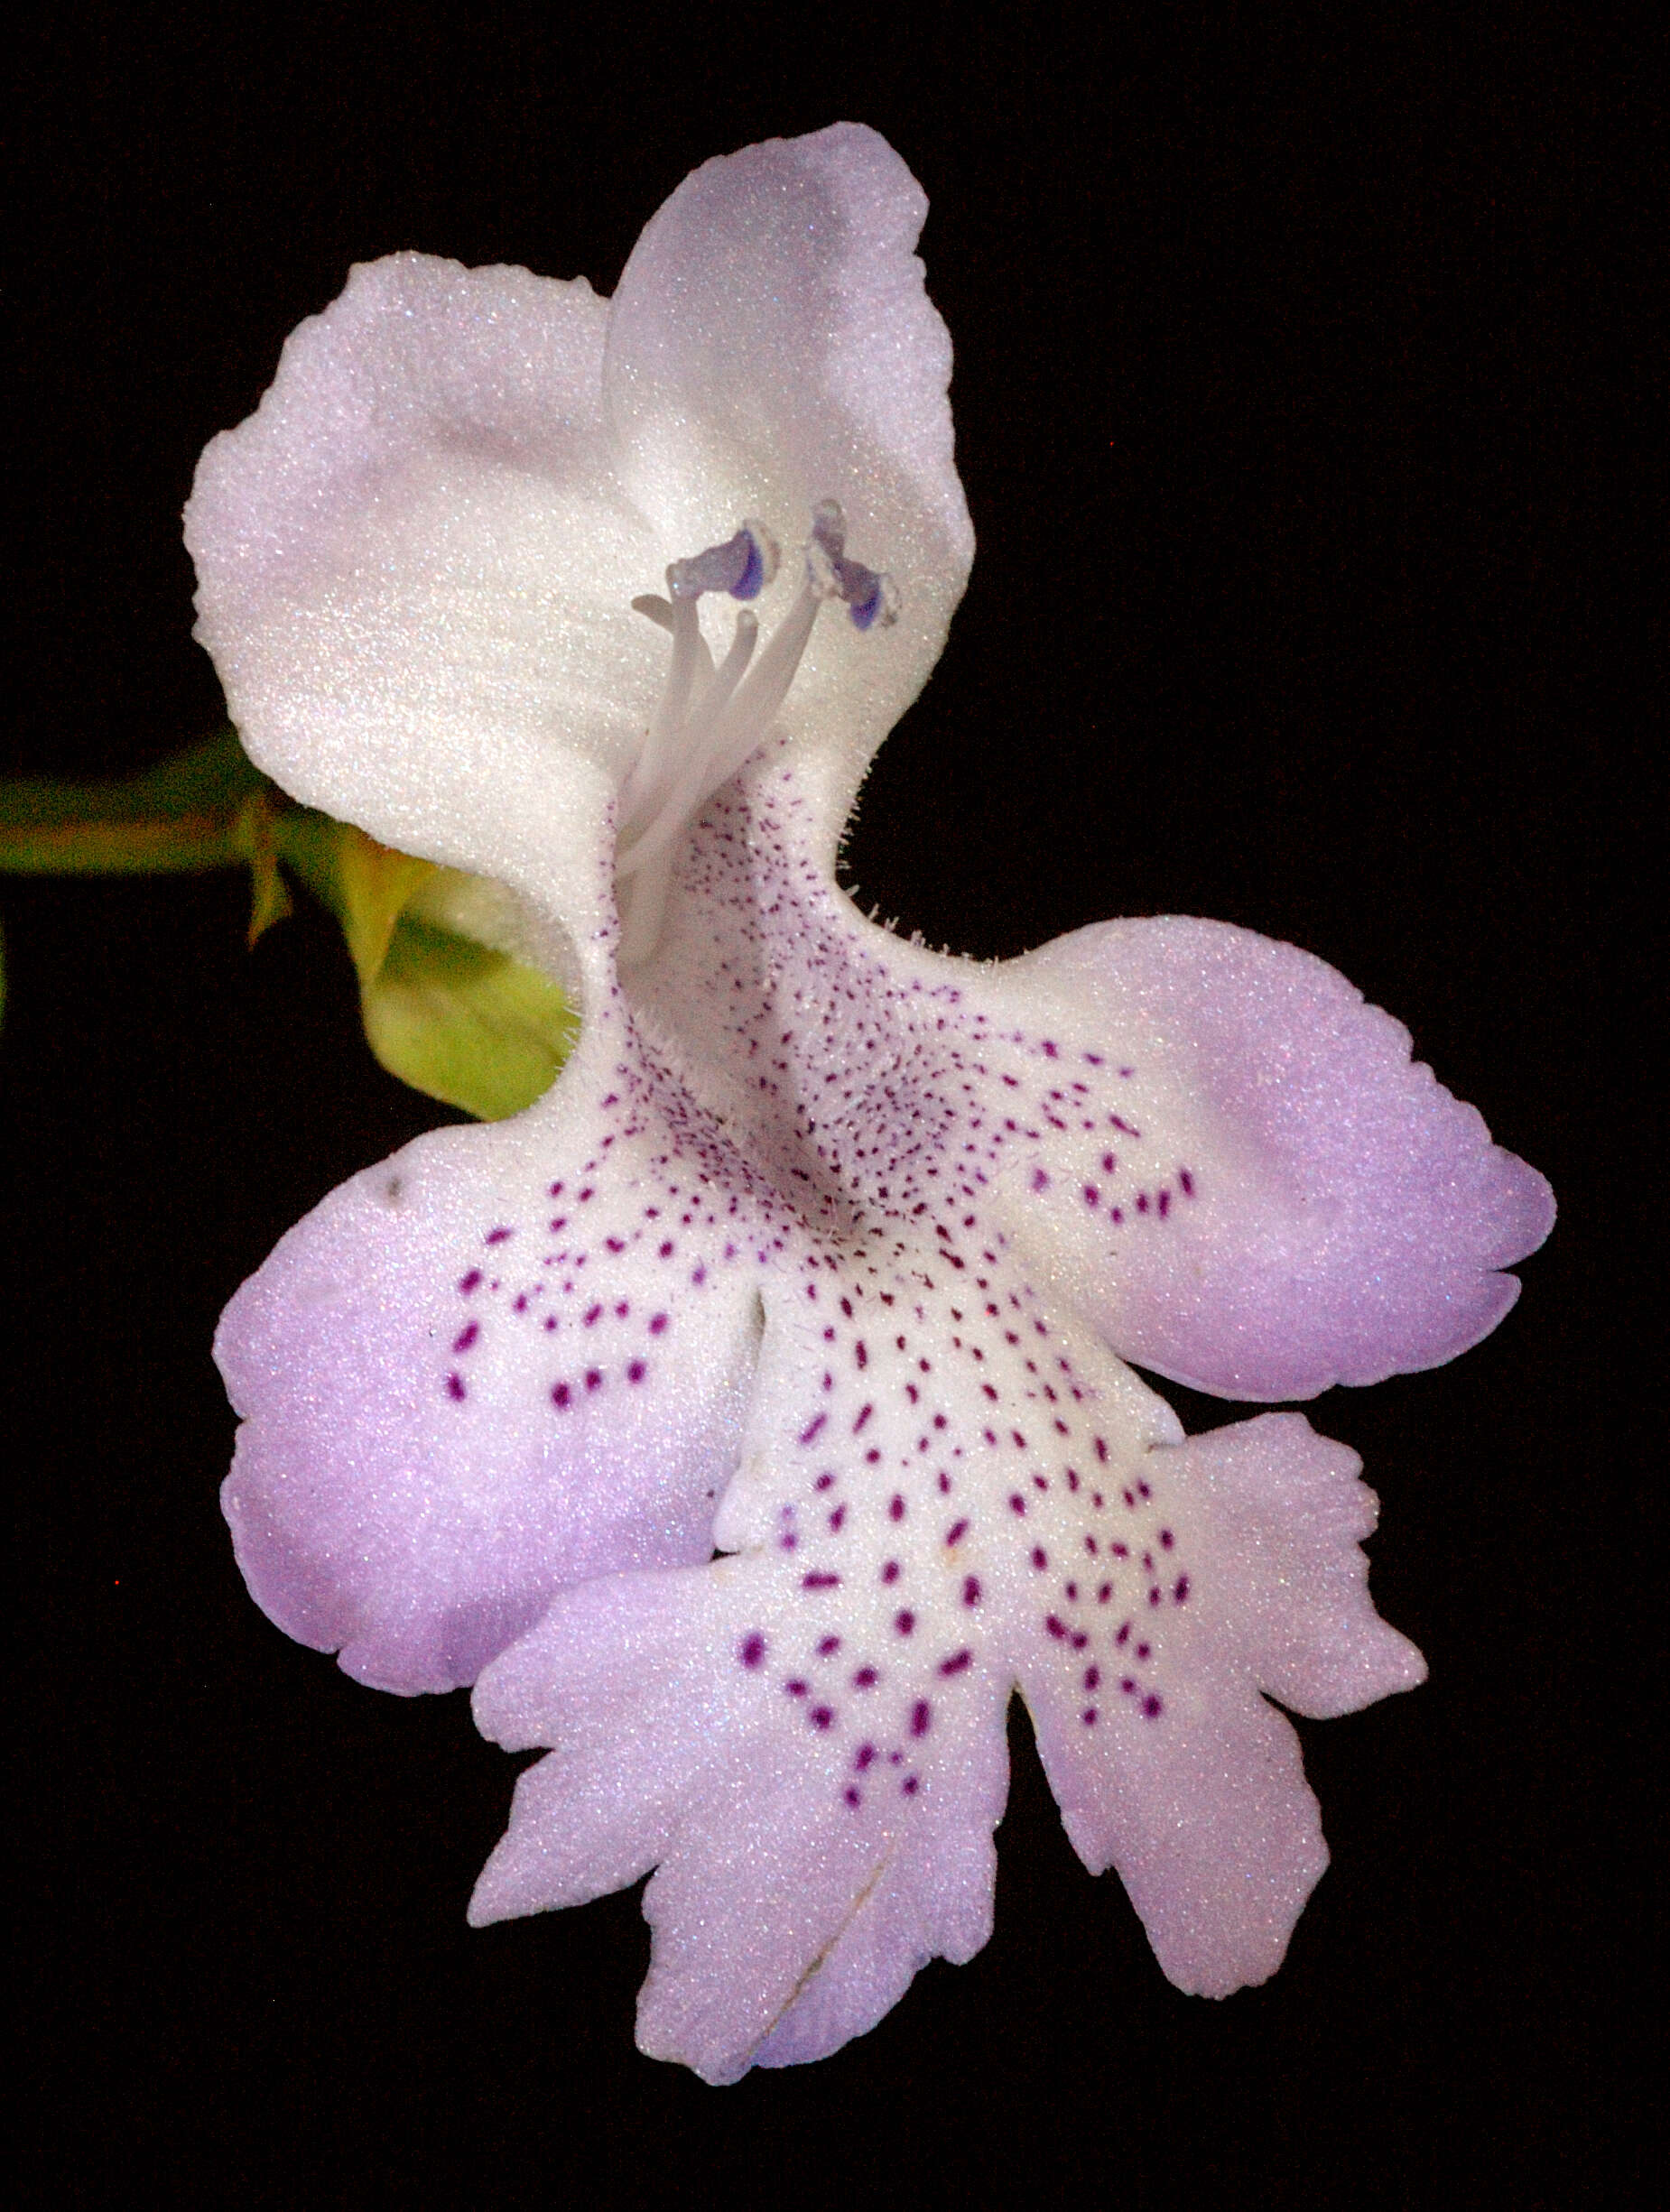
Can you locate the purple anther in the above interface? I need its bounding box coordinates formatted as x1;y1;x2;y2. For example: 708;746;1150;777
665;520;778;601
807;498;899;630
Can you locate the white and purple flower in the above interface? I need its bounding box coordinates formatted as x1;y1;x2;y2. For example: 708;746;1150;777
185;125;1553;2083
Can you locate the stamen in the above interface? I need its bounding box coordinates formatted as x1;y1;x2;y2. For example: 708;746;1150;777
666;520;779;602
617;504;897;967
807;499;901;631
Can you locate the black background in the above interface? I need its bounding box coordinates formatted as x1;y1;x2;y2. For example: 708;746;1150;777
13;10;1646;2207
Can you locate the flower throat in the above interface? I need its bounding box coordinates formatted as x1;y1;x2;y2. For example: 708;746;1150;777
615;501;897;966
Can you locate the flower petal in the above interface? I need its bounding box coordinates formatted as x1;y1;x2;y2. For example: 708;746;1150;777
185;251;654;916
216;1007;768;1692
605;123;973;818
471;1559;1008;2083
1003;916;1554;1399
1021;1412;1424;1996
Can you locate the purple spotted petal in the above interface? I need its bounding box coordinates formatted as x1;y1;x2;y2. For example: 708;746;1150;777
1021;1414;1424;1995
1009;916;1554;1399
472;1562;1007;2084
217;1007;769;1693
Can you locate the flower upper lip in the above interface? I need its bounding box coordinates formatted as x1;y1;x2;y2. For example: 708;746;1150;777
185;123;973;956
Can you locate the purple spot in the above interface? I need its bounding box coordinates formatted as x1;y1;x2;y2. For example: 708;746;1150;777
844;1787;862;1808
855;1340;868;1368
551;1382;571;1410
852;1402;874;1434
939;1650;972;1676
811;1706;834;1730
852;1668;878;1689
1031;1547;1047;1570
1160;1528;1174;1549
585;1369;602;1393
452;1321;479;1355
784;1680;809;1698
895;1611;915;1636
802;1571;840;1591
1045;1615;1068;1640
799;1412;828;1445
649;1312;669;1335
1008;1494;1026;1516
817;1635;842;1656
626;1360;646;1384
1174;1576;1191;1604
740;1633;766;1670
1081;1708;1099;1726
882;1560;901;1585
446;1373;466;1402
855;1743;877;1771
889;1494;905;1522
946;1518;970;1545
1143;1693;1164;1718
485;1226;513;1245
1180;1168;1195;1198
1085;1666;1101;1689
911;1699;932;1736
1031;1168;1050;1191
902;1775;920;1797
962;1576;982;1606
1158;1188;1172;1217
458;1270;482;1295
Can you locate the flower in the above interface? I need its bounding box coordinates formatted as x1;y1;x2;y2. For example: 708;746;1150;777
185;124;1554;2085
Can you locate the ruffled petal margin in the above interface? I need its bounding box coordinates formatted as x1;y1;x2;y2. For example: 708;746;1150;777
216;1006;767;1692
1005;916;1555;1400
1021;1412;1424;1996
471;1560;1008;2085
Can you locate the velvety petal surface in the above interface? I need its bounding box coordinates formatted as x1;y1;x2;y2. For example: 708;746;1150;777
471;1560;1008;2085
185;255;642;918
605;122;973;827
1002;917;1555;1399
185;124;970;918
217;998;770;1692
1020;1413;1424;1995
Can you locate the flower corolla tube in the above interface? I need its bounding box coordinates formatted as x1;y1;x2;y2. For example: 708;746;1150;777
186;125;1554;2083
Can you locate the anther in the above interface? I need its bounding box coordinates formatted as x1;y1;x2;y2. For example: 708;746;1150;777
806;499;900;631
665;520;779;602
617;503;898;965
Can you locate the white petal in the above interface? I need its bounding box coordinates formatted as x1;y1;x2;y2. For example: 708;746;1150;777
606;124;972;824
186;256;647;921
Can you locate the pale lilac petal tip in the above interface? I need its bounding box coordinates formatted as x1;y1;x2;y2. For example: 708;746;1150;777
1017;916;1554;1400
1022;1411;1423;1997
218;1098;764;1695
472;1561;1008;2083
